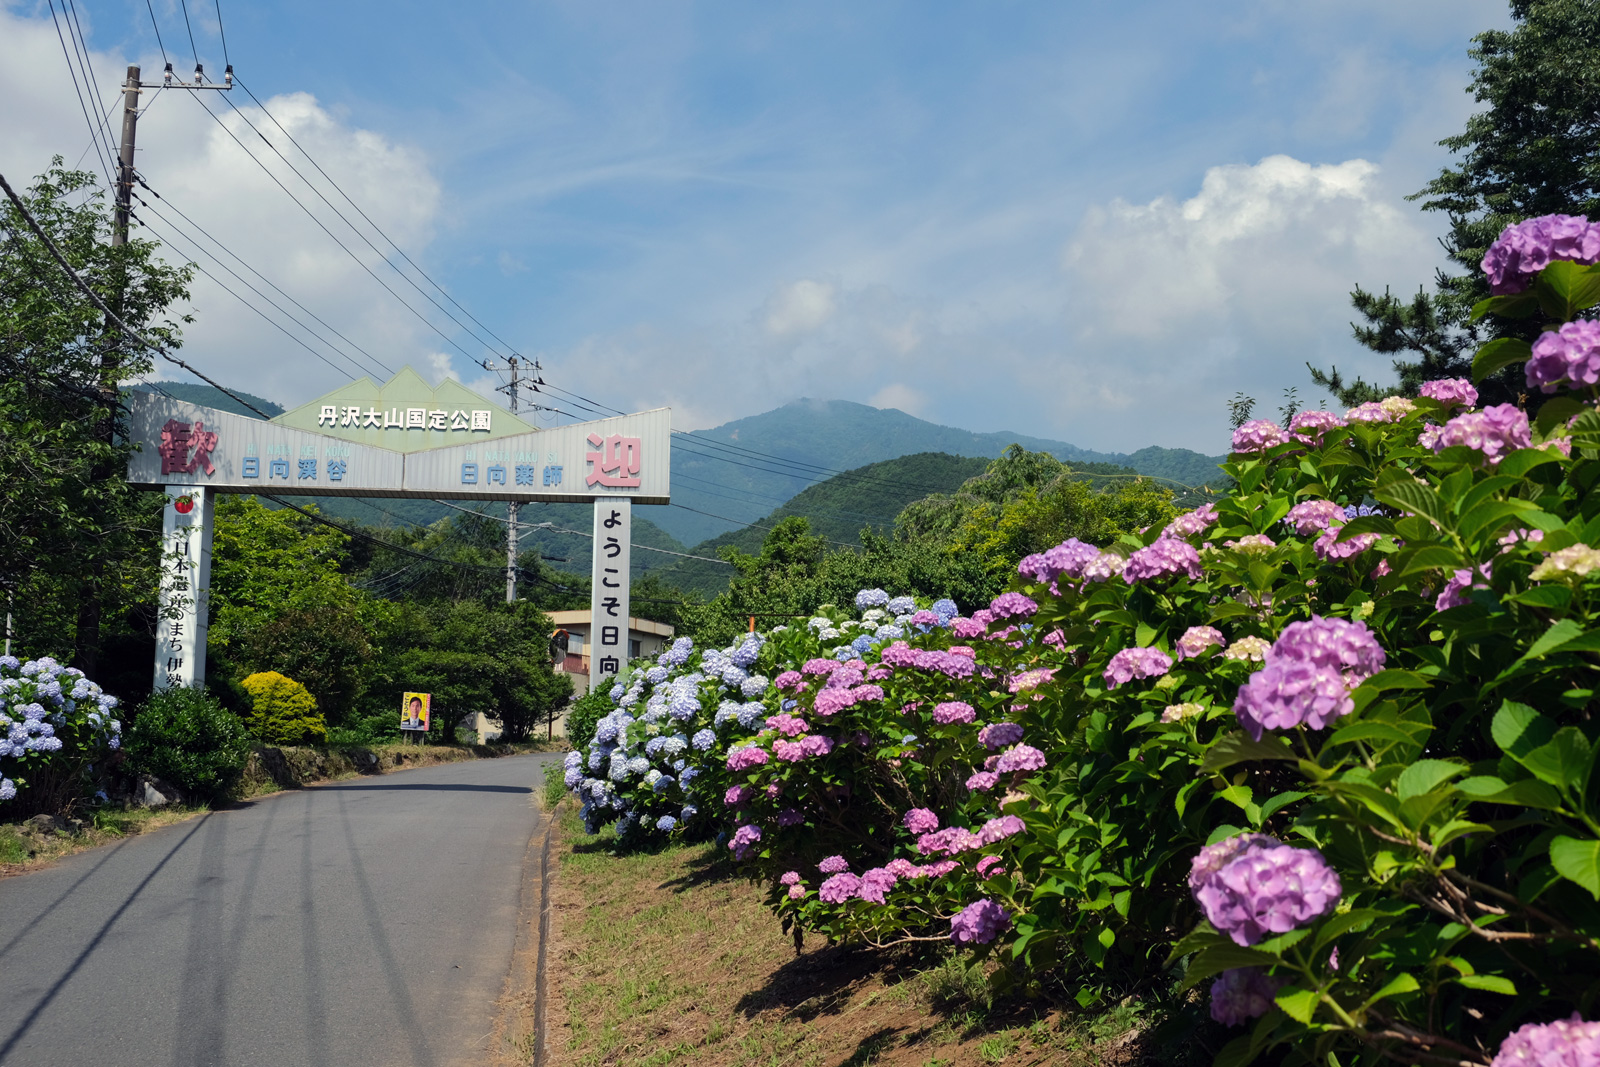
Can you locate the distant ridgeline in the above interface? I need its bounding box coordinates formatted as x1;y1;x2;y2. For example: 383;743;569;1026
129;387;1224;587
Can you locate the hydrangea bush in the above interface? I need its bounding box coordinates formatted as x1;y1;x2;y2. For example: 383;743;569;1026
0;655;121;813
565;220;1600;1064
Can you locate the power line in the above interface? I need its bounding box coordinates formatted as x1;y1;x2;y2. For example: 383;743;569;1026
0;166;270;418
667;503;857;550
212;0;229;67
131;181;394;379
47;0;115;190
234;74;527;369
177;0;200;69
428;499;734;566
63;0;121;173
143;0;168;67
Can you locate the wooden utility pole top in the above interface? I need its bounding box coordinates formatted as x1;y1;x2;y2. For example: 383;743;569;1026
113;65;140;247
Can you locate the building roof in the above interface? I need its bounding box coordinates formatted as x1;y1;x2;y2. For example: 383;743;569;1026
545;610;675;639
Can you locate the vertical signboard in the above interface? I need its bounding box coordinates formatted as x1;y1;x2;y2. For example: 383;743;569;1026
589;498;631;691
154;486;214;691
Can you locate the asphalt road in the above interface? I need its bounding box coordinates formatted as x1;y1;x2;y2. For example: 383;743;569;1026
0;752;558;1067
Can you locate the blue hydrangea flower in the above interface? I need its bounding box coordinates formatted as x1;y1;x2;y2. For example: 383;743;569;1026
668;696;699;721
609;683;625;701
855;588;890;609
721;665;749;689
646;666;669;685
834;646;856;661
902;734;919;745
781;699;797;711
626;756;650;776
664;637;695;666
692;728;716;750
851;635;875;654
680;804;697;821
887;595;917;615
714;700;741;728
672;758;686;771
661;736;688;757
932;598;959;620
587;749;605;771
656;815;678;831
736;702;766;729
652;774;675;794
740;675;768;699
563;767;583;787
607;759;630;782
731;633;764;668
564;750;583;769
644;737;667;757
680;766;699;784
874;625;905;642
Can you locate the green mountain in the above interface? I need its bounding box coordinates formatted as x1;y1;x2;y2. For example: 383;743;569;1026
133;381;286;418
640;398;1224;546
648;452;993;596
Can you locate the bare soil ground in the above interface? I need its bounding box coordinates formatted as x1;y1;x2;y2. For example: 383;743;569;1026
542;809;1205;1067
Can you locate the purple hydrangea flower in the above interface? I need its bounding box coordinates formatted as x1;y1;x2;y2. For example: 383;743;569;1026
1286;499;1346;536
1271;616;1387;682
1233;658;1355;739
1189;833;1280;891
1103;646;1173;689
819;872;862;903
726;746;770;771
1192;841;1342;946
1288;410;1347;446
1420;403;1531;465
966;770;1000;792
1210;968;1282;1026
1232;419;1290;454
1345;401;1393;424
949;898;1011;944
1163;504;1219;540
989;592;1038;619
818;854;850;874
1491;1014;1600;1067
1419;378;1478;409
776;808;804;827
995;744;1047;773
1528;319;1600;393
977;722;1024;750
903;808;940;834
779;870;801;886
729;823;762;860
1045;538;1105;583
1436;563;1492;611
857;867;899;904
932;701;976;725
1482;213;1600;294
1122;538;1203;584
1313;524;1379;561
978;815;1025;844
1175;626;1226;661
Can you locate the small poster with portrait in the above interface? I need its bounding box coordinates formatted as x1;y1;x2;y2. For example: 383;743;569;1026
401;692;431;732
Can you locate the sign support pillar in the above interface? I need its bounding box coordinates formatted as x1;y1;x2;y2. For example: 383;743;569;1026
153;486;214;691
588;498;631;692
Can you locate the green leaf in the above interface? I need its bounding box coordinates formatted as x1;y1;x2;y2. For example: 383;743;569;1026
1472;336;1535;381
1498;448;1563;480
1492;701;1557;759
1534;260;1600;320
1457;974;1517;995
1550;836;1600;900
1399;545;1468;578
1202;732;1298;772
1397;759;1467;802
1506;585;1572;610
1456;775;1564;811
1362;972;1420;1008
1360;669;1434;692
1373;479;1452;533
1534;396;1590;437
1471;294;1540;325
1327;720;1417;749
1180;944;1281;988
1274;986;1318;1024
1523;618;1587;662
1520;728;1594;793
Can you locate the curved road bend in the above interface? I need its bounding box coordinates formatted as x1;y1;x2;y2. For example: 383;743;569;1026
0;752;559;1067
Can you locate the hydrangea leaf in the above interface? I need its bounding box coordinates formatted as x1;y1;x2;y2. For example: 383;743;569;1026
1456;974;1517;995
1470;294;1539;325
1396;759;1468;802
1491;701;1556;759
1550;836;1600;900
1532;259;1600;321
1275;986;1319;1024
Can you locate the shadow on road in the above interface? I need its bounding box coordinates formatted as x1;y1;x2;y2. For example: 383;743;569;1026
315;782;532;794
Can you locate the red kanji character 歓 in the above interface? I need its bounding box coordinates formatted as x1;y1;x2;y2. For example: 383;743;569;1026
159;419;193;475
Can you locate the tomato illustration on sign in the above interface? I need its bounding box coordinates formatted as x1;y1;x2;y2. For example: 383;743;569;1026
173;494;195;515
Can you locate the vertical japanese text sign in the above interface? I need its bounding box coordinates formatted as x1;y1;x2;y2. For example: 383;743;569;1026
588;499;631;691
154;486;215;691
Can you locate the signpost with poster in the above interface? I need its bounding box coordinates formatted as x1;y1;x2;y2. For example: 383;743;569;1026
401;692;431;742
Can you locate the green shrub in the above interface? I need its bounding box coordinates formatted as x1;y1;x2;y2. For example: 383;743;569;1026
564;688;614;750
325;712;402;748
239;671;327;746
125;686;252;804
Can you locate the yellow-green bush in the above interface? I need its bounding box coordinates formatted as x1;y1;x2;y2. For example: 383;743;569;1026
239;671;327;746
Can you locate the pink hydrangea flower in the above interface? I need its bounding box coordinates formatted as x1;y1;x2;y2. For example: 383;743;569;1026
857;867;899;904
826;666;864;689
1210;968;1281;1027
787;884;806;901
932;701;976;725
729;823;762;860
801;658;837;675
1314;525;1379;561
995;744;1046;773
774;670;805;691
978;815;1025;844
976;855;1006;878
1288;409;1347;446
884;858;923;879
1528;319;1600;393
903;808;940;834
989;592;1038;619
818;872;861;903
1192;840;1341;946
726;746;769;771
1163;504;1219;540
1436;563;1492;611
1104;646;1173;688
1419;378;1478;409
879;642;919;668
922;859;960;877
1286;499;1346;536
779;870;802;886
813;688;857;717
966;770;1000;792
1345;401;1394;424
1491;1014;1600;1067
1122;538;1203;583
1175;626;1226;661
765;713;809;737
818;854;850;873
851;684;886;703
724;785;751;807
1421;403;1532;465
1232;419;1290;454
950;617;987;638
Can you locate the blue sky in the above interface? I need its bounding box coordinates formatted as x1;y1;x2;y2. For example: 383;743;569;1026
3;0;1510;452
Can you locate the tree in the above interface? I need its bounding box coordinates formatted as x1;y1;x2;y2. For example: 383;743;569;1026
0;162;194;678
1313;0;1600;406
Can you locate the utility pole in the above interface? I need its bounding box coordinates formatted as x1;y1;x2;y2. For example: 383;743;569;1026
112;65;139;248
506;355;519;604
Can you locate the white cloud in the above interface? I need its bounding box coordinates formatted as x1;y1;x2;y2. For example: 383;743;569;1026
867;383;927;416
762;279;836;336
0;7;450;406
425;351;459;383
